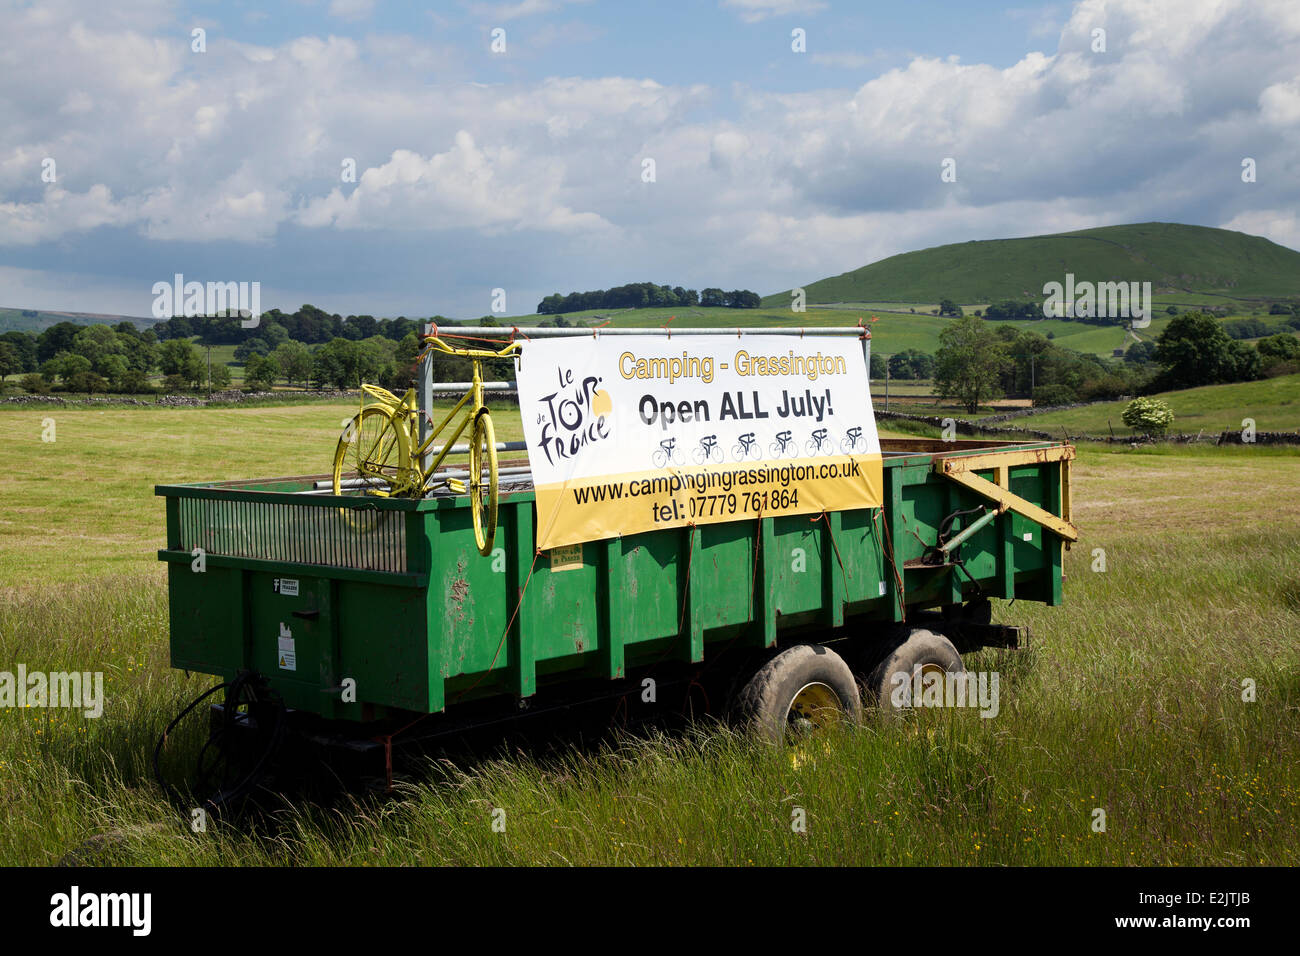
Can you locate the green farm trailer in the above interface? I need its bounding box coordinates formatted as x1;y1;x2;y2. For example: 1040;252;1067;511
156;431;1077;792
154;326;1077;798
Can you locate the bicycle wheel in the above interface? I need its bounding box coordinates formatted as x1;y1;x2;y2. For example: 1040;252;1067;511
469;410;499;557
769;442;784;458
692;447;706;465
332;406;410;497
652;450;667;468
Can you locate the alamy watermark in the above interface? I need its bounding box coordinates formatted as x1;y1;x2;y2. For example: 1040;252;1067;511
0;666;104;717
151;273;261;327
889;667;1000;718
1042;273;1151;327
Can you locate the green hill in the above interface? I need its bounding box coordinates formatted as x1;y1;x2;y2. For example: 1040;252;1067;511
0;308;159;334
762;222;1300;307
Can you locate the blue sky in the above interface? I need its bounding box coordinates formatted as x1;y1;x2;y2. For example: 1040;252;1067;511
1;0;1297;319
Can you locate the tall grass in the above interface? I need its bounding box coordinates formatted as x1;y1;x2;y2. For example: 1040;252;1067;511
1;471;1297;865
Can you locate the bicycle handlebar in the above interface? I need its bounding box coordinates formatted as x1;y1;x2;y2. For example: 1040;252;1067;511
420;335;522;360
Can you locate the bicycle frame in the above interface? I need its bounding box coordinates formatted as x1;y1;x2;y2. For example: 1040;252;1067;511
407;336;521;492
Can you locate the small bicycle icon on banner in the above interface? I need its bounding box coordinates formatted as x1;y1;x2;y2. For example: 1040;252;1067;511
693;434;724;465
732;431;761;461
651;438;685;468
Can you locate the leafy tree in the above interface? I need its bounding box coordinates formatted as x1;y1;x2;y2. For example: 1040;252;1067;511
66;370;109;394
41;351;92;384
1031;384;1078;407
934;315;1010;414
938;298;962;317
1153;312;1234;389
1257;333;1300;363
234;337;270;362
208;362;232;391
1222;339;1263;381
20;373;49;394
244;354;280;390
0;331;38;372
869;352;886;379
272;341;313;387
159;339;205;386
115;369;152;394
887;349;934;380
1122;397;1174;437
36;322;82;362
313;338;379;389
262;322;289;348
1124;340;1157;365
71;324;127;377
99;354;129;388
1220;317;1280;340
0;342;20;382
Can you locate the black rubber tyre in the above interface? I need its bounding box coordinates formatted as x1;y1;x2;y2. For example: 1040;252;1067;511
732;643;862;743
860;627;965;712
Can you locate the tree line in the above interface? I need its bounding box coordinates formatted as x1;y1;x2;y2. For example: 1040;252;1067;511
931;311;1300;413
536;282;760;314
0;307;521;394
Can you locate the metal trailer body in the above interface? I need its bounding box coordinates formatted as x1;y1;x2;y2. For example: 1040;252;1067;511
156;436;1075;726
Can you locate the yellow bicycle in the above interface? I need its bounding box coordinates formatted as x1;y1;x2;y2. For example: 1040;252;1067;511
331;335;521;556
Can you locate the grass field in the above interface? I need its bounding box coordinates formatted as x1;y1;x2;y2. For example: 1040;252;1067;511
1;401;1298;866
996;373;1300;436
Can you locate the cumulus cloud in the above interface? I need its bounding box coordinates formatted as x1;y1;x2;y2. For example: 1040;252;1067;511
295;134;612;233
0;0;1296;316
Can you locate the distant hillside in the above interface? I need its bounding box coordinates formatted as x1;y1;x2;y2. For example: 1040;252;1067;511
0;308;159;334
763;223;1300;307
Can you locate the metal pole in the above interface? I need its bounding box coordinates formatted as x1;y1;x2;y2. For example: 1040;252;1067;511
433;326;867;337
420;323;434;474
861;334;871;410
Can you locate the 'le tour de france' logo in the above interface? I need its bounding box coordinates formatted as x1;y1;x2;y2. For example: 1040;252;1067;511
534;364;614;466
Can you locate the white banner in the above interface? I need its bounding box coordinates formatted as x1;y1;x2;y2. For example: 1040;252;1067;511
516;334;883;549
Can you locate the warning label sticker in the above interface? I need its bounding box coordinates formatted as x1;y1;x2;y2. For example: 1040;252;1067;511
277;622;297;671
549;544;584;572
274;577;299;597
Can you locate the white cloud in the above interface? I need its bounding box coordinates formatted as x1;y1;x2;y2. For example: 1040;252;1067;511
0;0;1297;316
1260;79;1300;128
465;0;593;22
721;0;827;23
328;0;377;21
295;134;612;233
1220;210;1300;252
810;52;881;69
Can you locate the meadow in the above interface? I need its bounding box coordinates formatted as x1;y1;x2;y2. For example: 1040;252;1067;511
0;403;1297;865
990;373;1300;436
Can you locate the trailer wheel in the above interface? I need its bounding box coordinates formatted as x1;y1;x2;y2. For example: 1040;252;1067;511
860;628;964;712
733;644;862;743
